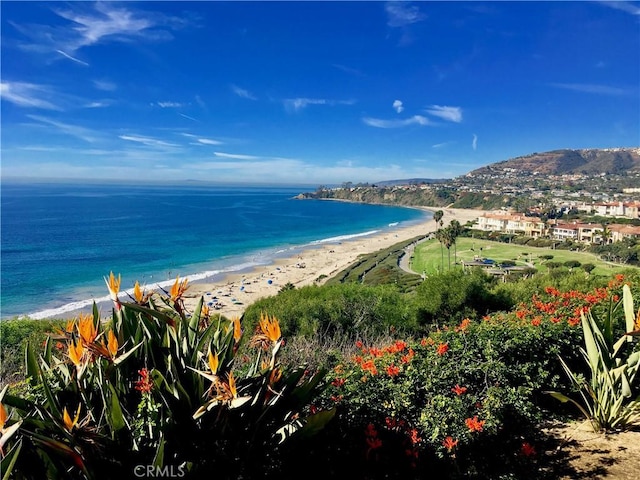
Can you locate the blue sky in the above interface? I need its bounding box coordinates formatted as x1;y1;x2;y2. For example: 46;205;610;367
1;1;639;185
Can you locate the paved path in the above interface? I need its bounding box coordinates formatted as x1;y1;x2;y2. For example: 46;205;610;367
398;235;431;274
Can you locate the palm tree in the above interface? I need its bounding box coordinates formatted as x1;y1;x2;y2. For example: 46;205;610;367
433;210;444;229
443;227;454;270
449;220;463;265
435;228;445;272
600;221;612;245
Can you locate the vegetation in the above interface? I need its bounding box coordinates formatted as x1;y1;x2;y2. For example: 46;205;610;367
3;266;640;479
548;284;640;432
1;275;331;479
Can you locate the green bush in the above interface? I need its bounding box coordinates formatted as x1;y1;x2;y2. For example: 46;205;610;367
412;269;512;328
0;318;66;386
242;283;416;340
299;276;633;479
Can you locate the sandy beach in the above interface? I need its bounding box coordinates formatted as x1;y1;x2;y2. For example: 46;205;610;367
182;207;486;319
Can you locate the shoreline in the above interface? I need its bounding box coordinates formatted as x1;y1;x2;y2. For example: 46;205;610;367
18;206;485;321
181;207;484;320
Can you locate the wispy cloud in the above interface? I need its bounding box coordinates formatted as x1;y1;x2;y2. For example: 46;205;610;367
548;82;630;96
599;1;640;16
56;49;89;65
432;142;453;149
231;84;257;100
12;2;184;60
93;80;117;91
332;64;365;76
179;113;199;122
426;105;463;123
284;97;355;112
472;134;478;151
0;81;62;110
362;115;432;128
196;138;223;146
156;101;187;108
213;151;260;160
26;114;101;142
119;134;180;148
284;98;356;112
385;2;426;27
393;100;404;113
84;100;112;108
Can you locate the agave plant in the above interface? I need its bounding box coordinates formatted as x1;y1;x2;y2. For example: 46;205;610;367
2;273;334;479
547;284;640;432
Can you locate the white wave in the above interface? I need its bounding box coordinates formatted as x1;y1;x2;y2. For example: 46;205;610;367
310;230;379;245
25;263;267;320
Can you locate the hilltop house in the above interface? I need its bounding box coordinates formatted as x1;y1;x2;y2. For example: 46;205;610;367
475;212;640;245
591;201;640;219
476;213;546;237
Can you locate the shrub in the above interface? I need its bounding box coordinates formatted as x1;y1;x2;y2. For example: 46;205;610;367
309;276;631;478
1;274;332;479
548;283;640;432
242;283;415;340
413;269;512;328
0;318;66;386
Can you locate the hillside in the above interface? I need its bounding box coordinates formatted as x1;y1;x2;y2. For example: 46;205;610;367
469;148;640;176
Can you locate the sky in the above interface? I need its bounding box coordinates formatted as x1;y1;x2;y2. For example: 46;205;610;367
1;1;639;185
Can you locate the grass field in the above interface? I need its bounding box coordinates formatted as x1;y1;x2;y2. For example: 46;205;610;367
411;237;635;277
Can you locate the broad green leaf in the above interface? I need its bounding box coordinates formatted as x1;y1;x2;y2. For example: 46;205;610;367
623;284;635;343
581;312;600;374
24;341;39;387
1;439;22;480
153;436;165;468
294;408;336;438
113;341;143;366
108;384;126;432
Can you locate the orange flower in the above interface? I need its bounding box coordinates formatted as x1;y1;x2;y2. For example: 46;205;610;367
232;317;242;342
531;318;541;327
443;436;458;451
133;281;144;303
465;416;485;432
436;342;449;356
456;318;471;333
228;372;238;397
258;313;281;343
269;368;282;386
68;339;85;366
104;271;122;308
452;384;467;395
386;364;400;377
62;405;81;432
77;313;97;345
106;330;118;358
0;403;7;431
170;275;189;301
208;351;219;374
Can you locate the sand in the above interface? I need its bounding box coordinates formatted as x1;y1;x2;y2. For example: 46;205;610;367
181;207;486;319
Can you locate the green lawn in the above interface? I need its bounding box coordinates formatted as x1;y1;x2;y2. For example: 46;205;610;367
411;237;635;277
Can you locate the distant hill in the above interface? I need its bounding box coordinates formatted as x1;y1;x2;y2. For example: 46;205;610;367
468;148;640;176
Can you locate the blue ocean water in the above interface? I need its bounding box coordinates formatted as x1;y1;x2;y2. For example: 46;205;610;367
1;182;428;319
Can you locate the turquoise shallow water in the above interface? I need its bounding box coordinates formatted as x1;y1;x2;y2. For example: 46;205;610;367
1;182;428;319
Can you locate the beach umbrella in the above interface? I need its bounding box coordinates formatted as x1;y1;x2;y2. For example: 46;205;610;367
267;279;273;285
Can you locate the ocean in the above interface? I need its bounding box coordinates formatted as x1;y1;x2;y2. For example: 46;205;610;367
1;181;428;320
